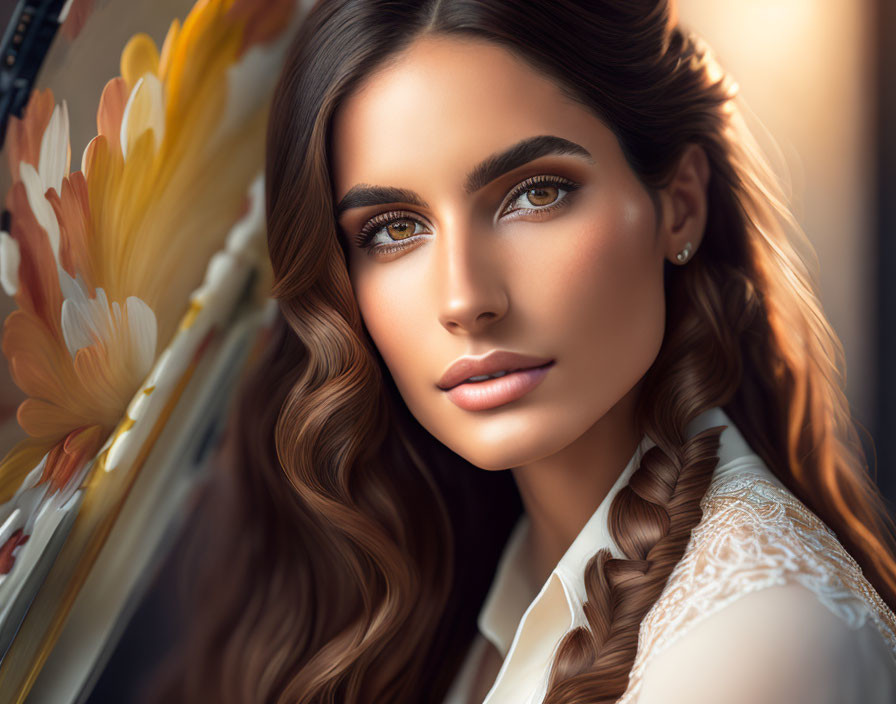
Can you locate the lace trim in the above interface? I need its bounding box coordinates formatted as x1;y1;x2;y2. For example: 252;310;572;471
617;471;896;703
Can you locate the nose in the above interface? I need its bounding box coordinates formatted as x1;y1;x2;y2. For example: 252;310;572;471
435;224;509;334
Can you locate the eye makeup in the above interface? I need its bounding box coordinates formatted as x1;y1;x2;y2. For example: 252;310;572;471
499;174;581;218
351;174;582;255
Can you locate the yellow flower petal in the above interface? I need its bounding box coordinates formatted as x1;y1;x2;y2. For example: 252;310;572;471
0;0;287;520
82;135;124;297
157;19;181;83
120;73;165;160
120;33;160;90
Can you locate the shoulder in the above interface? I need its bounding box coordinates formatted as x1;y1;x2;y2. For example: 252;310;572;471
636;582;896;704
646;469;890;640
619;469;896;703
682;468;888;629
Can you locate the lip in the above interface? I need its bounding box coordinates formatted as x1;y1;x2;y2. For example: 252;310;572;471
437;350;555;391
438;350;555;412
444;364;554;411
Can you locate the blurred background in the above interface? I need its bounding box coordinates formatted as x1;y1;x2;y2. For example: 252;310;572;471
0;0;892;701
678;0;893;501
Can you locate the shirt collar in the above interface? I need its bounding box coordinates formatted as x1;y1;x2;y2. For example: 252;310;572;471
476;405;761;660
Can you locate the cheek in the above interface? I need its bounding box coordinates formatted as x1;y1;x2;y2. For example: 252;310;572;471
352;270;429;393
534;190;665;373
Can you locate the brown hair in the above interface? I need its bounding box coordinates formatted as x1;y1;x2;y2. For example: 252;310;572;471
148;1;896;702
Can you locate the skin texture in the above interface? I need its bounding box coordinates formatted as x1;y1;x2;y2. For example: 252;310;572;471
331;36;709;588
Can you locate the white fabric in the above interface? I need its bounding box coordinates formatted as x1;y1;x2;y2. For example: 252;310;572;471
442;406;896;704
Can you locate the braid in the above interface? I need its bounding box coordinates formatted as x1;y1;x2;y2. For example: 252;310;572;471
543;251;763;702
543;427;724;702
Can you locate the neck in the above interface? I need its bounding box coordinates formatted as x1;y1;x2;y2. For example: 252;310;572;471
510;383;642;590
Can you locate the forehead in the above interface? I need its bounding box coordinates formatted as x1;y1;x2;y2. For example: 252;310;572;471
330;36;603;196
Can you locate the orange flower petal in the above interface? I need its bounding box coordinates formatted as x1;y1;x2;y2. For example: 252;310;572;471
72;343;136;416
41;425;105;492
47;172;94;291
17;398;91;442
3;310;77;402
96;77;129;152
62;423;104;456
4;181;63;329
5;88;55;182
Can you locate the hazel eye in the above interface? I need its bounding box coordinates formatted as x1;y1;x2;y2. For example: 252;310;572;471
525;185;559;207
502;176;580;217
384;218;417;240
353;210;431;254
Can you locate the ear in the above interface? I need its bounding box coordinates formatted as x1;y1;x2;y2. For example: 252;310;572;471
657;143;710;265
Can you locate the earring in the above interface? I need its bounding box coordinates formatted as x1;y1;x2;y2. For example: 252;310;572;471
675;241;693;264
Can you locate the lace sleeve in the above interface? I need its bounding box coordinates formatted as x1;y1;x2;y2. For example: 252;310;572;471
618;472;896;704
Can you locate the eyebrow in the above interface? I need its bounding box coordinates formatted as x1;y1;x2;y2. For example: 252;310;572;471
334;135;593;217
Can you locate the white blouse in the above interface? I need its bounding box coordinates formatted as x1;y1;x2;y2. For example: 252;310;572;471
443;406;896;704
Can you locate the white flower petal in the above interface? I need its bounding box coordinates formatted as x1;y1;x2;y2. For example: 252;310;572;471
60;282;158;379
19;162;61;264
120;74;165;160
0;231;21;296
61;284;114;358
93;287;112;343
142;73;165;148
14;454;48;498
0;452;50;542
81;135;101;177
57;269;84;303
61;299;96;358
111;299;122;329
37;101;71;195
0;509;23;551
18;483;50;536
120;76;142;160
125;296;157;379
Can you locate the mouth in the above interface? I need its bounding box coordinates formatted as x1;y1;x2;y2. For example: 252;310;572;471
454;361;554;385
437;350;555;391
441;360;555;412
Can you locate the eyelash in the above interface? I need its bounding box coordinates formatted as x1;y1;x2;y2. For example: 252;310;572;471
352;174;582;254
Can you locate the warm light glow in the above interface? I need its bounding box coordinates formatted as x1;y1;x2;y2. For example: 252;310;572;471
678;0;874;424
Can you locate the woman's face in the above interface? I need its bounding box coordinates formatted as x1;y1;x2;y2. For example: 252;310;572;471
331;36;689;470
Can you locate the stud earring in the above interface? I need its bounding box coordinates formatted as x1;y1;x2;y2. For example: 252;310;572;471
675;241;693;264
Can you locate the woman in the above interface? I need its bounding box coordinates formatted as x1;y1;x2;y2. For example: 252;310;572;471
149;1;896;702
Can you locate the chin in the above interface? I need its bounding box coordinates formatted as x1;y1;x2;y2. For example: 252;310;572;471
430;410;593;471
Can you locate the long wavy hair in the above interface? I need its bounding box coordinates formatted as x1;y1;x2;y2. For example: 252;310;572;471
148;1;896;702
